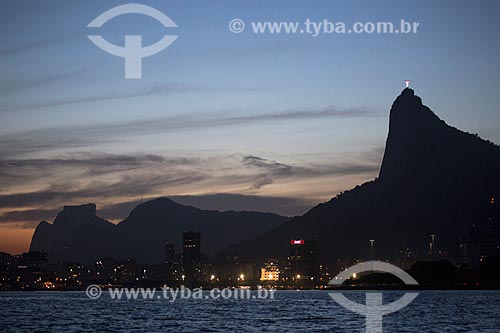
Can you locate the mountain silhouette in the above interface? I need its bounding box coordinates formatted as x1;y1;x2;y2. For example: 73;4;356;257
224;88;500;260
30;198;287;263
30;204;116;262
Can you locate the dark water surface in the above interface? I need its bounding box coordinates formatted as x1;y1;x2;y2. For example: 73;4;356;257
1;290;499;332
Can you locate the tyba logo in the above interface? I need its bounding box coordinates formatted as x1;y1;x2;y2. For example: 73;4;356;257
87;3;177;79
328;261;419;333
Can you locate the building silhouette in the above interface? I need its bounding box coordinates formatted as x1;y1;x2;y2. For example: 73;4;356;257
288;239;318;280
165;243;175;264
182;231;201;283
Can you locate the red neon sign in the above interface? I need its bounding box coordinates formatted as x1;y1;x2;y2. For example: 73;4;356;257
290;239;304;245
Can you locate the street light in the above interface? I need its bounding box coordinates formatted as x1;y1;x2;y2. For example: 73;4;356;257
369;240;375;259
430;234;436;259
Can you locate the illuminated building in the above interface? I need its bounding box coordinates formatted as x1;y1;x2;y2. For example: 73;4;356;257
260;262;280;281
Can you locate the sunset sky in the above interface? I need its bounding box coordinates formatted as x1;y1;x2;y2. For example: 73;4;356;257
1;0;499;254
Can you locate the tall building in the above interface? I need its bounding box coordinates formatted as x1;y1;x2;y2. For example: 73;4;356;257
183;231;201;282
289;239;318;279
459;241;481;268
164;242;176;282
165;243;175;264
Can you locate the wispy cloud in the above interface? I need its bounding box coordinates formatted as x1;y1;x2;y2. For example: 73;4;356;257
0;106;380;156
0;82;269;113
0;153;173;184
0;151;380;225
0;64;95;95
242;154;380;189
0;32;83;58
0;209;59;228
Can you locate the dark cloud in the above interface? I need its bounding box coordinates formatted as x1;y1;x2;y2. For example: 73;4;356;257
251;178;274;190
0;154;179;188
0;208;59;224
0;153;170;177
243;155;293;189
0;151;380;223
0;174;209;209
241;155;380;190
243;155;293;175
0;153;167;168
0;153;207;209
0;136;109;157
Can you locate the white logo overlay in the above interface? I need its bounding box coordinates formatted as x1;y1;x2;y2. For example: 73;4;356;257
87;3;177;79
328;261;419;333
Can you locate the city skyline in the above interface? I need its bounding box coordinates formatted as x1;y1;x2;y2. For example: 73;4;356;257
1;227;496;291
1;0;500;255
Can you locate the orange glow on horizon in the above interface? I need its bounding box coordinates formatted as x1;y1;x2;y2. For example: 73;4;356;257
0;171;377;255
0;226;34;255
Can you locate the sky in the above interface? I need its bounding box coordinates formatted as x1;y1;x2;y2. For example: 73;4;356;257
0;0;499;254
